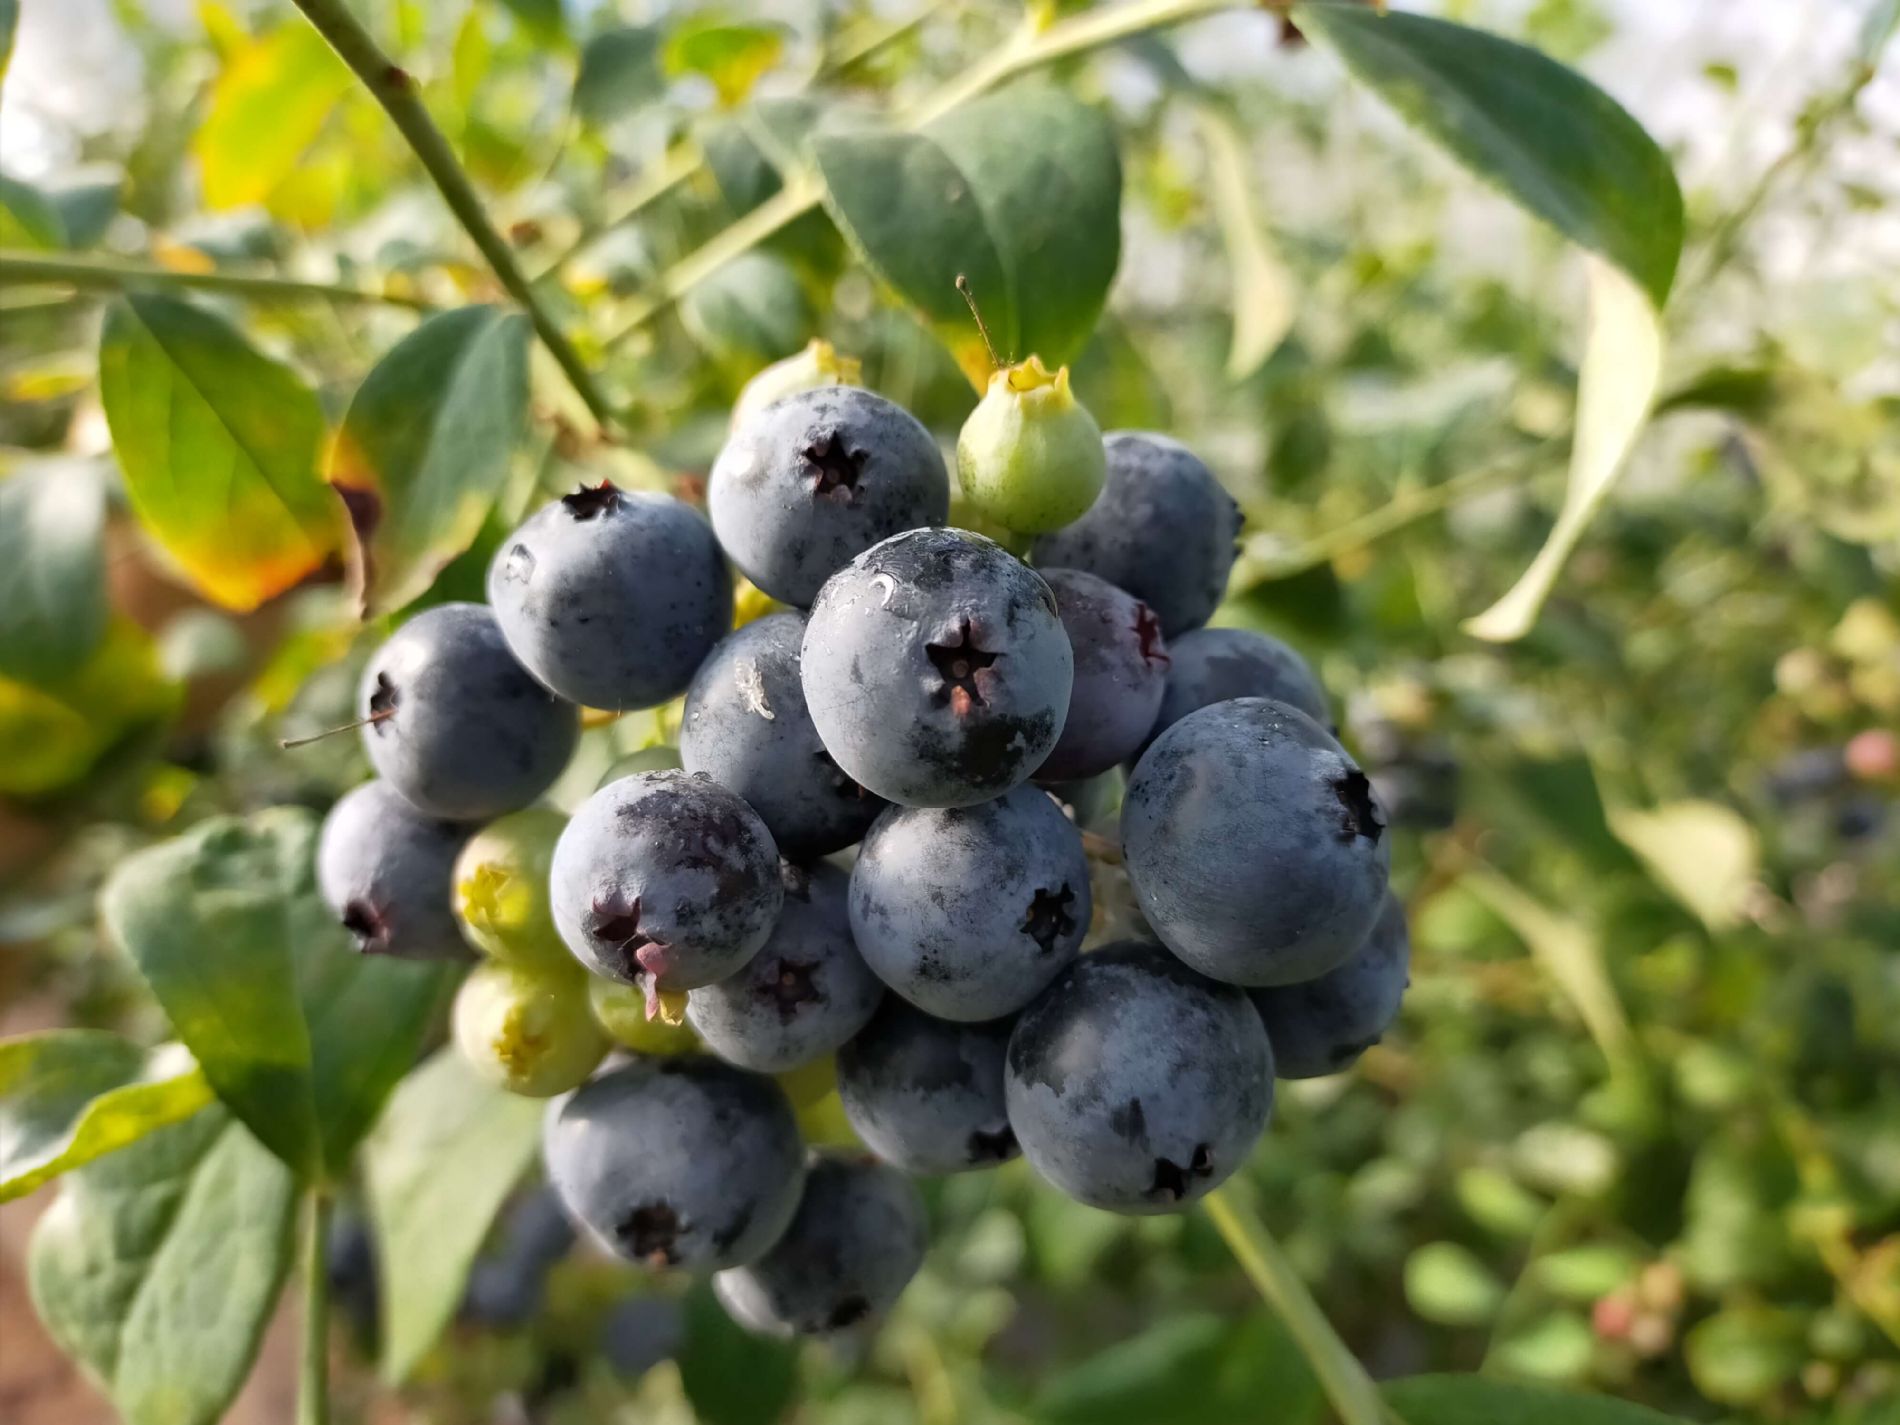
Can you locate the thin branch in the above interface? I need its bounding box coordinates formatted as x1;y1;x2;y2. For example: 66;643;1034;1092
0;250;434;309
288;0;619;435
297;1192;333;1425
602;0;1249;350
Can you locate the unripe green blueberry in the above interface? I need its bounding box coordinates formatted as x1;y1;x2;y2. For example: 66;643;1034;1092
453;961;608;1098
597;743;684;791
731;339;862;431
956;356;1105;534
452;807;571;973
589;976;701;1056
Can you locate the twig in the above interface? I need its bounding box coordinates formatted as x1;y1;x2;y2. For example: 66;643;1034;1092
0;250;434;309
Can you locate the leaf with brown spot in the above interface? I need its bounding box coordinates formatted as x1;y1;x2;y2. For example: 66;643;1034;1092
99;294;338;611
329;306;531;617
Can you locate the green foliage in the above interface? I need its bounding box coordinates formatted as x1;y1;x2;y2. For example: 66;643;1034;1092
1384;1375;1688;1425
99;293;336;612
27;1105;297;1425
0;173;66;248
573;26;663;129
676;1282;801;1425
815;85;1121;379
361;1049;544;1382
0;460;107;682
1032;1310;1321;1425
328;306;531;617
0;1033;211;1201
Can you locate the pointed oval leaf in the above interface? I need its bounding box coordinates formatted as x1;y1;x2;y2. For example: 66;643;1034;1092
1;172;67;248
1294;4;1683;307
100;810;324;1177
574;25;663;128
28;1105;297;1425
813;84;1121;378
1384;1375;1690;1425
194;22;352;213
363;1049;544;1382
328;306;531;617
0;1033;212;1202
1195;104;1295;381
99;293;336;611
0;460;109;684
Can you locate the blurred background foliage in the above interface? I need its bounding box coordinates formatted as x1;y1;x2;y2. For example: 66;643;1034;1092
2;0;1899;1422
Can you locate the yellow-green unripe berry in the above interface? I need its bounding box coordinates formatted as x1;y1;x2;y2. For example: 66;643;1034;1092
453;961;608;1098
452;808;572;973
731;339;862;431
956;356;1105;534
589;976;700;1056
597;743;683;791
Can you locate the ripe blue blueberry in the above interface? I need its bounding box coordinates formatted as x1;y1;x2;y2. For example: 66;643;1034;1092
1122;698;1389;987
802;527;1074;808
849;784;1090;1021
550;770;783;1007
1005;941;1273;1214
687;862;885;1073
680;612;885;858
1251;892;1410;1079
358;602;578;821
459;1187;575;1328
1139;625;1329;761
710;386;950;607
599;1294;685;1381
317;779;472;960
488;482;733;711
1031;432;1241;636
713;1154;927;1336
1035;567;1170;782
836;998;1017;1174
544;1056;804;1270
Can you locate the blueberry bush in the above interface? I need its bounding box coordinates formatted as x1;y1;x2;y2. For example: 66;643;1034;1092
2;2;1897;1424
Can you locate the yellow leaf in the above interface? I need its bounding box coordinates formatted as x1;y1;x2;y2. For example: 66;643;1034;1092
194;23;352;214
1606;800;1760;933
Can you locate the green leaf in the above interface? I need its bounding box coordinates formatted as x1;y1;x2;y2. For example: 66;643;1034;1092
1034;1311;1320;1425
99;293;337;612
0;618;179;798
0;1033;212;1202
677;1281;800;1425
49;176;123;249
664;18;785;108
1194;104;1294;381
28;1105;297;1425
363;1050;543;1382
328;306;531;618
1683;1303;1803;1406
0;0;17;85
813;84;1121;381
0;173;68;249
1606;798;1760;933
1404;1242;1505;1326
194;22;352;213
1384;1374;1690;1425
102;811;323;1177
681;250;814;366
1532;1244;1639;1301
574;26;663;128
1463;260;1665;641
0;460;108;684
499;0;566;45
1293;5;1683;307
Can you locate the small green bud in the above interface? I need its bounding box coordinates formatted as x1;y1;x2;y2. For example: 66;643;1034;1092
955;356;1105;534
452;960;607;1098
731;339;862;430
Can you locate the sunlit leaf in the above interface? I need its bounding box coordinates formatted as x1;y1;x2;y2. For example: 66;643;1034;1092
0;460;108;683
0;173;67;249
574;25;663;128
28;1105;296;1425
0;1034;212;1202
1194;104;1294;381
0;0;17;85
194;22;352;214
363;1049;543;1382
813;84;1121;381
1293;4;1683;306
664;18;784;108
328;305;531;617
99;293;337;611
0;618;179;798
1404;1242;1505;1326
1462;260;1664;641
1606;798;1760;932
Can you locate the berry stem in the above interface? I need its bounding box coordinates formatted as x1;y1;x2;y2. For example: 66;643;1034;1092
1201;1185;1397;1425
286;0;621;438
0;250;435;310
297;1191;334;1425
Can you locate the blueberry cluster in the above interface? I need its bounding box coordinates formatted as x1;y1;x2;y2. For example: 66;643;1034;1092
315;365;1409;1340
